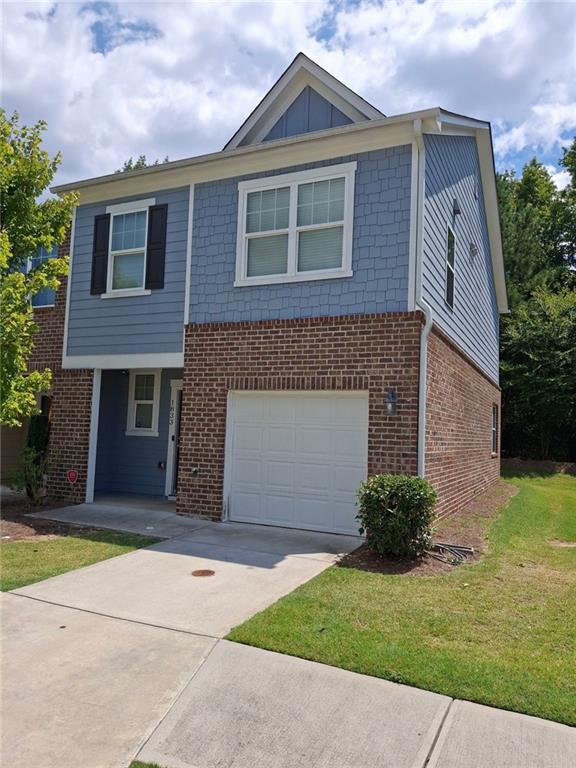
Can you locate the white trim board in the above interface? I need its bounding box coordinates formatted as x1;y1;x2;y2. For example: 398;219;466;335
183;184;194;327
85;368;102;504
62;352;184;370
165;378;183;497
61;206;77;366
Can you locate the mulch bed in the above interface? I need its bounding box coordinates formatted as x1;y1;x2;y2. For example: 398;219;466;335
0;494;76;542
338;480;518;576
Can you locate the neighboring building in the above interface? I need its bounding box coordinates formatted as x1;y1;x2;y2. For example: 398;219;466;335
1;246;59;482
42;53;506;534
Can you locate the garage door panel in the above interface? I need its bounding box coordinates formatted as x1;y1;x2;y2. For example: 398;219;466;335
295;463;332;492
228;392;368;535
265;462;294;489
266;426;295;453
332;429;368;457
233;424;262;452
261;494;294;525
233;459;262;484
295;428;332;455
232;492;261;522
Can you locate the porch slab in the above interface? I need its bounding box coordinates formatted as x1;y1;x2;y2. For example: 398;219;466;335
137;639;451;768
27;502;212;538
0;592;215;768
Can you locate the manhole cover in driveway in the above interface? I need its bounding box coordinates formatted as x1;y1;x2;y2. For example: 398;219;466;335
191;569;215;577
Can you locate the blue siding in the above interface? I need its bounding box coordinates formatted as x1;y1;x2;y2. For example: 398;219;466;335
189;146;412;323
67;186;189;357
263;87;352;142
95;368;183;496
422;135;499;382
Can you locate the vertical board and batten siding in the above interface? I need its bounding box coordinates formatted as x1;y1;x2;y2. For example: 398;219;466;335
189;146;412;323
66;186;190;357
95;368;183;496
263;86;353;142
422;135;499;382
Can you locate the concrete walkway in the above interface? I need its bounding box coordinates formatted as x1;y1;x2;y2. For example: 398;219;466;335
4;504;575;768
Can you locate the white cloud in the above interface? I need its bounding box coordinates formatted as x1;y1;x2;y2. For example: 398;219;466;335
2;0;575;187
545;165;571;191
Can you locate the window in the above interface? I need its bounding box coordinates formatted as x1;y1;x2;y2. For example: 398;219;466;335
235;162;356;286
126;370;161;437
29;246;57;307
492;404;498;454
446;226;455;309
105;198;155;294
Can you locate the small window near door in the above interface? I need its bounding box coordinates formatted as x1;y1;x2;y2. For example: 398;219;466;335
492;404;498;454
126;370;161;437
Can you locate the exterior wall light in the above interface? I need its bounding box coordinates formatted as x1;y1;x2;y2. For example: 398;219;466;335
453;198;462;217
386;388;397;416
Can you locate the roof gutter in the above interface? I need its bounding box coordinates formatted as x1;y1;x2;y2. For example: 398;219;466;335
413;119;433;478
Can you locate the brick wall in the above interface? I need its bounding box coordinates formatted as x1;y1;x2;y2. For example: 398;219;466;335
177;312;423;519
425;326;501;516
29;229;94;502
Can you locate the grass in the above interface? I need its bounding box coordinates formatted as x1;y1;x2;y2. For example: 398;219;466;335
0;530;159;592
229;473;576;725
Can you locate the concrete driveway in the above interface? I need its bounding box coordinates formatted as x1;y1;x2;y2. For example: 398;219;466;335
12;520;360;636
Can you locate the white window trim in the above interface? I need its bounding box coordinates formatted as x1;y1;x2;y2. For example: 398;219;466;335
234;162;356;287
126;368;161;437
445;224;455;310
105;198;156;295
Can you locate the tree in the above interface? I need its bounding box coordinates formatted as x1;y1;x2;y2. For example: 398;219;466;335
0;110;77;426
115;154;169;173
500;289;576;460
498;139;576;460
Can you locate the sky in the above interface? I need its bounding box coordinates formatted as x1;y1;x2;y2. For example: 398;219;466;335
2;0;575;190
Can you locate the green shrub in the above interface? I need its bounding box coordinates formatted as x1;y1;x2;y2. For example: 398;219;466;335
356;474;437;558
26;413;50;455
10;446;47;505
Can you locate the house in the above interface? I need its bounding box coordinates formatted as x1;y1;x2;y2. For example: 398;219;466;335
38;53;506;535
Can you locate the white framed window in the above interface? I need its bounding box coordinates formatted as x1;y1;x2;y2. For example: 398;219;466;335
445;225;455;309
106;198;155;295
235;162;356;287
126;369;161;437
492;403;498;455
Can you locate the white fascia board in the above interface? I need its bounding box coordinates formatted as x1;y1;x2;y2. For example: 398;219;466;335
50;108;442;199
62;352;184;370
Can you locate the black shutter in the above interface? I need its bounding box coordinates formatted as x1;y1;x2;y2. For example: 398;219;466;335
145;204;168;290
90;214;110;295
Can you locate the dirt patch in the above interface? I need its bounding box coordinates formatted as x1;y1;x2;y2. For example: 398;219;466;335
338;480;518;577
549;540;576;549
0;493;77;541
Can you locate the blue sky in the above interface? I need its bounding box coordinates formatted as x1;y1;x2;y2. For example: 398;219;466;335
3;0;575;188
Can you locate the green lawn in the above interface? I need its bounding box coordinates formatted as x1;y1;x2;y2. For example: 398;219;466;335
229;473;576;725
0;530;159;592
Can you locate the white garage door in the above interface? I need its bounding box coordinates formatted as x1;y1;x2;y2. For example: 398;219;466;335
226;392;368;535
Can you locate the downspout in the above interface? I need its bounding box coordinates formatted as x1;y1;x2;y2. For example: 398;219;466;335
413;119;433;478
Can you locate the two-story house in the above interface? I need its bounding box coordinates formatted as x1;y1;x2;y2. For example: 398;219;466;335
42;54;507;535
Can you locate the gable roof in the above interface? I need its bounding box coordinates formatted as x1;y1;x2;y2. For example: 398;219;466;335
224;52;384;150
